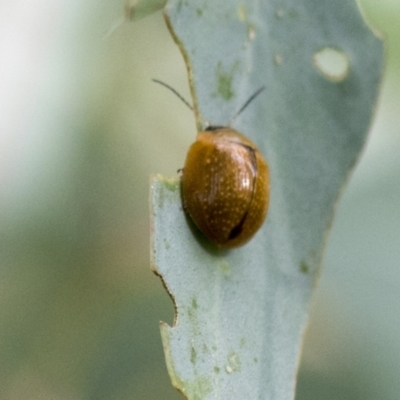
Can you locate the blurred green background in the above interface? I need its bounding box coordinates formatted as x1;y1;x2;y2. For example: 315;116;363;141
0;1;398;399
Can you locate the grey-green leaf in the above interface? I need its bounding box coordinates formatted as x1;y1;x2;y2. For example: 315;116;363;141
150;0;384;399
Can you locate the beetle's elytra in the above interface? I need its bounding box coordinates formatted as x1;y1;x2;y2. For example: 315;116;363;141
152;79;270;248
182;126;270;248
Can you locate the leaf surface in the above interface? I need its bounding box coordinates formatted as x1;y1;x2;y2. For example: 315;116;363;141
150;1;384;399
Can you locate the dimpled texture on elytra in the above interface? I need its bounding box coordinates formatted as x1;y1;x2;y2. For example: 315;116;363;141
181;128;270;248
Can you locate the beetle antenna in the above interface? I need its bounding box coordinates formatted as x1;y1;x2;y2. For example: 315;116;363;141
152;79;193;111
229;86;265;125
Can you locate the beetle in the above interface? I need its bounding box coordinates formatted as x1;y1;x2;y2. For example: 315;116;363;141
153;80;270;248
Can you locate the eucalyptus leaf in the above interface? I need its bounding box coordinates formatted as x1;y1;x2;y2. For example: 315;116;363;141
150;0;384;399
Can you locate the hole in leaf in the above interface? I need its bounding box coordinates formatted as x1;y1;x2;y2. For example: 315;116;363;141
313;47;350;82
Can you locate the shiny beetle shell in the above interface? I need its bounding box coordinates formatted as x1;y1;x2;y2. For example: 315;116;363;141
181;126;270;248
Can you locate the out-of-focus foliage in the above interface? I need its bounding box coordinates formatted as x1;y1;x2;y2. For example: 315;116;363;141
0;1;398;399
0;2;186;399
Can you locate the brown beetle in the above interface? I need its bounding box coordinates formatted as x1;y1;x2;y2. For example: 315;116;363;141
153;80;270;248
